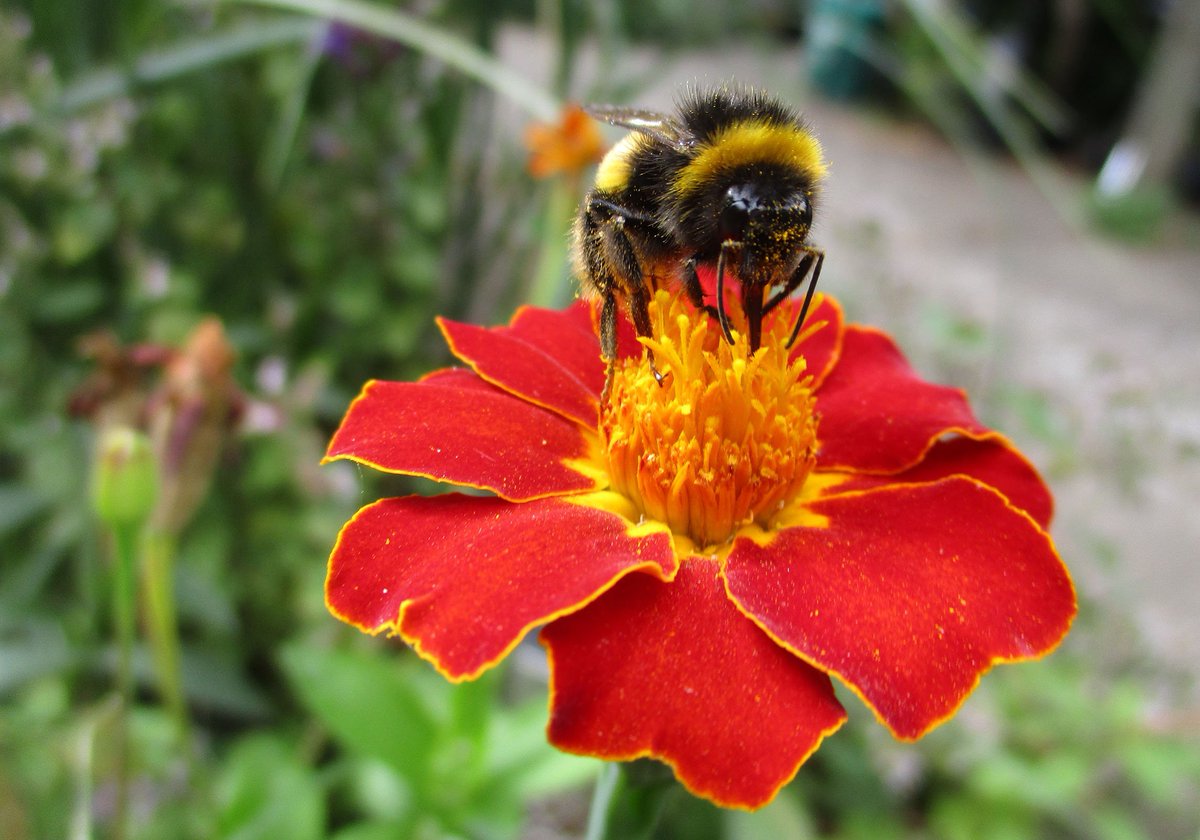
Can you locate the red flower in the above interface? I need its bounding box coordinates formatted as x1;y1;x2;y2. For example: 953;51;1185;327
323;289;1075;809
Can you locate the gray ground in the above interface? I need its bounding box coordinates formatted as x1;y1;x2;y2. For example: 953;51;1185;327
501;33;1200;676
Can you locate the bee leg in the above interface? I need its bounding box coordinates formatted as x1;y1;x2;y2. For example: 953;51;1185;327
579;202;621;402
785;249;825;348
715;244;736;345
628;281;669;387
597;214;669;387
763;250;816;316
599;289;618;403
682;258;720;320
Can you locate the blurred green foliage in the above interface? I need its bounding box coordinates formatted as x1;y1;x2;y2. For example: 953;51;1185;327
2;1;570;835
1;1;1195;839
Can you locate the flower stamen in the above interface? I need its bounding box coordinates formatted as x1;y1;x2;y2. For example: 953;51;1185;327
602;291;819;547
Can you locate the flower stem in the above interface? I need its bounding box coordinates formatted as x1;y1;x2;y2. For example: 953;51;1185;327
91;426;159;839
110;523;140;840
585;761;681;840
141;528;192;758
527;177;577;309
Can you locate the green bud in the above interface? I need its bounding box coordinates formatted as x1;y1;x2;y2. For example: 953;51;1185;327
92;427;159;528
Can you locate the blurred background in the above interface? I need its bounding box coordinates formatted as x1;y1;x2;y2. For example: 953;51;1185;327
2;0;1198;838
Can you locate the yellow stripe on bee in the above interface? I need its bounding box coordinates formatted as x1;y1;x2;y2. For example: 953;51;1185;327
673;120;826;197
594;132;645;192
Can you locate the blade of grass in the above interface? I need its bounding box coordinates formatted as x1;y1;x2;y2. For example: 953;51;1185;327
262;33;322;192
900;0;1072;135
893;0;1085;226
231;0;560;120
52;18;321;114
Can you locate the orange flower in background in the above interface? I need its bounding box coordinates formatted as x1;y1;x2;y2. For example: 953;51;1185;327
524;103;606;179
322;285;1075;809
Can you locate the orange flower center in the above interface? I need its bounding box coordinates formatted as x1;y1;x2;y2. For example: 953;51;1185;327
601;291;819;548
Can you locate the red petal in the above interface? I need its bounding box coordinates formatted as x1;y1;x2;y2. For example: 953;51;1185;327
325;378;604;501
788;295;843;389
542;557;847;809
815;327;990;473
328;494;677;680
438;310;599;427
725;477;1075;740
829;435;1054;529
508;302;606;396
417;366;497;389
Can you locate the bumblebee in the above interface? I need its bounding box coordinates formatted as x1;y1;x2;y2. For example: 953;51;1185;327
571;84;827;394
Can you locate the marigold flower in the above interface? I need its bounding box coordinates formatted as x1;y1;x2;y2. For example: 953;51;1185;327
323;286;1075;809
524;103;606;179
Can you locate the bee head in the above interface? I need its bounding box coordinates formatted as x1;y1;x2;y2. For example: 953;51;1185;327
719;183;812;284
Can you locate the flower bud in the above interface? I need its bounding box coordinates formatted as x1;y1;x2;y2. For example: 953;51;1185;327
91;427;159;529
147;317;240;534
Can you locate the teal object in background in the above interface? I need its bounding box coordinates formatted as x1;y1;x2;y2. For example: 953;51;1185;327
805;0;887;101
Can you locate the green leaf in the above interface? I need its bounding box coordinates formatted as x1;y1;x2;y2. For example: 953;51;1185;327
0;620;73;694
723;787;818;840
1088;802;1157;840
1118;736;1200;807
51;203;116;265
280;643;438;790
449;666;498;748
0;483;49;537
216;734;325;840
930;796;1036;840
179;646;273;720
484;696;596;798
329;821;416;840
31;278;106;321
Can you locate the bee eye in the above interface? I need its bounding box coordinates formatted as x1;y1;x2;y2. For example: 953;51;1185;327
791;193;812;225
719;188;753;242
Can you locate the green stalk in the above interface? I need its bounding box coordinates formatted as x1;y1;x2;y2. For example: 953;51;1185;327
141;528;192;757
232;0;560;120
91;427;159;840
527;177;577;309
110;522;140;840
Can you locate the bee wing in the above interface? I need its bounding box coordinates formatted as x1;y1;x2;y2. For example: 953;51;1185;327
583;105;685;147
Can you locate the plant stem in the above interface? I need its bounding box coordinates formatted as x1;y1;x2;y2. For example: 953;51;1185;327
110;523;140;840
527;177;577;309
141;528;192;759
